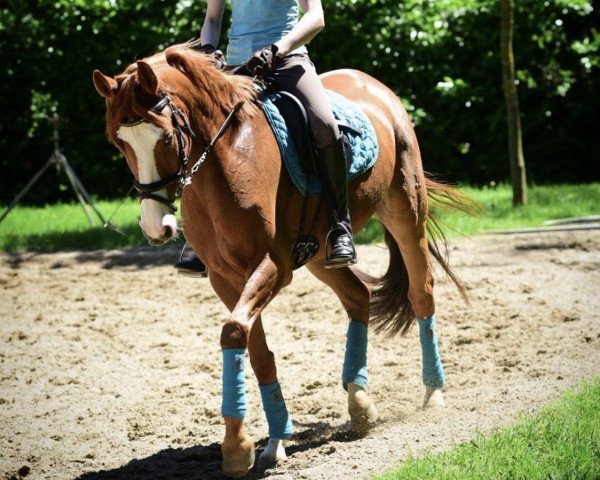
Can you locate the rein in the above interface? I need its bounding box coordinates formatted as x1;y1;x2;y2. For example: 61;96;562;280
129;95;243;212
184;100;243;186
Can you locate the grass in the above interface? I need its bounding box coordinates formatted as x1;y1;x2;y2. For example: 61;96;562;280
375;376;600;480
356;182;600;244
0;199;149;251
434;182;600;236
0;183;598;251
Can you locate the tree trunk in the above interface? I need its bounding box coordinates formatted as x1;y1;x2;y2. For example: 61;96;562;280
500;0;527;206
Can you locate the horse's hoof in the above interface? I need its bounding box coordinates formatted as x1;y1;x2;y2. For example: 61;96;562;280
348;383;378;435
256;438;287;475
422;385;446;409
222;442;255;478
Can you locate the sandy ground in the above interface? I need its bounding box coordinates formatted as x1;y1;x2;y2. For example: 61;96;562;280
1;230;599;480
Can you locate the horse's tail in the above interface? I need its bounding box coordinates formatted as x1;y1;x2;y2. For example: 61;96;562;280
355;177;477;337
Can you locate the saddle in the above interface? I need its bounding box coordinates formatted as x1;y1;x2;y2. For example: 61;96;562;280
261;89;379;196
260;88;379;269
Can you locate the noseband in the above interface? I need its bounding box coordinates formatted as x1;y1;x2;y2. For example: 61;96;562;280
125;95;243;214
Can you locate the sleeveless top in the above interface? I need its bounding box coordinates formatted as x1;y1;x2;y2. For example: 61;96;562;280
227;0;308;65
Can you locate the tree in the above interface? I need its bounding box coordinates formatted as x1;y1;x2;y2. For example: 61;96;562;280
1;1;597;206
500;0;527;205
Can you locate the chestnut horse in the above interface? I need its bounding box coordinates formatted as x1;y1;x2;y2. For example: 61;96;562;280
93;43;470;477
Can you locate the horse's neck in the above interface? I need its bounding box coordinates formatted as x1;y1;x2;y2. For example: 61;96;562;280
190;103;230;144
188;111;277;199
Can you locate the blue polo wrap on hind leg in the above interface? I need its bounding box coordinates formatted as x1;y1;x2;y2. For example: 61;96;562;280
418;316;445;388
342;320;369;389
221;348;247;418
259;380;293;439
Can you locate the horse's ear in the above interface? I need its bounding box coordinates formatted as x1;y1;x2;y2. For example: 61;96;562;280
165;48;191;76
136;61;159;95
92;70;118;98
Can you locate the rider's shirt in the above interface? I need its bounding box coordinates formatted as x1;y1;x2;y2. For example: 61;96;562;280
227;0;308;65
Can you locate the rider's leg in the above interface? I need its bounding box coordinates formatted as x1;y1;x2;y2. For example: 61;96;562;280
315;135;356;267
268;54;356;268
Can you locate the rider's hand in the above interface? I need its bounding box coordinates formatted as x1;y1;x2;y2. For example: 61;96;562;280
197;43;217;55
197;43;227;70
246;44;279;77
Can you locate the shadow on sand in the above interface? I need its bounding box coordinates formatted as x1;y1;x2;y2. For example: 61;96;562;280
74;422;364;480
3;245;185;271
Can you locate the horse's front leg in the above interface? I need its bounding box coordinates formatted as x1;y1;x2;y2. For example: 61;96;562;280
215;254;291;478
248;316;292;474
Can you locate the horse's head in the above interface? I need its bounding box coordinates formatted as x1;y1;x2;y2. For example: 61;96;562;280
93;45;258;245
93;57;185;244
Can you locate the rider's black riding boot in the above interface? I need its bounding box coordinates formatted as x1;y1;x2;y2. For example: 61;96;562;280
175;255;208;278
316;137;357;268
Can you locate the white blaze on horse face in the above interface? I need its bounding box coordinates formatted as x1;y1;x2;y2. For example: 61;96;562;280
117;122;177;242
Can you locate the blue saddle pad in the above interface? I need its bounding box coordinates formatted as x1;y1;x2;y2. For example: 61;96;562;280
261;90;379;195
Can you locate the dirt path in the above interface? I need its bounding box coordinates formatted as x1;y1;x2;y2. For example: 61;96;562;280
1;230;599;480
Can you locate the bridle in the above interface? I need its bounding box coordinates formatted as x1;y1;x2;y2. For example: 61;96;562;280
124;94;243;213
122;95;192;213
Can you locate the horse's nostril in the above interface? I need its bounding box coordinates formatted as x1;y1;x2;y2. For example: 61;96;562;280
163;225;175;239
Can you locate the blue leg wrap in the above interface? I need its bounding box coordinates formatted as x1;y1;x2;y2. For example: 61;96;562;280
342;320;368;390
221;348;247;418
417;316;445;388
259;380;293;439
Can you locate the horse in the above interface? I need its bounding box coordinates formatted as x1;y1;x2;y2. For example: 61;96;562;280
92;43;471;477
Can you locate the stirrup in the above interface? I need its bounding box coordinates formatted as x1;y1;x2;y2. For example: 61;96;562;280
324;224;357;269
175;256;208;278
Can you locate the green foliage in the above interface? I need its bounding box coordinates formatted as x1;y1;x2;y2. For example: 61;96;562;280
377;376;600;479
0;1;598;205
316;0;598;185
0;0;211;204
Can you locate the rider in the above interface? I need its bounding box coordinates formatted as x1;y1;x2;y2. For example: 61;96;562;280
176;0;356;276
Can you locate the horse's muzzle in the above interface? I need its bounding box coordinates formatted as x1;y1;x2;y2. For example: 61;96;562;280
142;225;177;246
139;211;179;246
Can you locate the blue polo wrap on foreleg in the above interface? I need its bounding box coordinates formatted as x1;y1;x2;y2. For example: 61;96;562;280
342;320;368;389
417;316;445;388
259;380;293;439
221;348;247;418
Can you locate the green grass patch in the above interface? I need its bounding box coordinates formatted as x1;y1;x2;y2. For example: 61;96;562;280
355;183;600;244
435;182;600;237
375;377;600;480
1;183;598;251
0;199;148;251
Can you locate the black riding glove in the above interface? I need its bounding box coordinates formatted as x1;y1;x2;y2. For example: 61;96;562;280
197;43;227;70
246;44;279;77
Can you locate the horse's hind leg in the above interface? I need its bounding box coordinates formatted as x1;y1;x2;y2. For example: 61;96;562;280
378;179;446;409
306;263;378;435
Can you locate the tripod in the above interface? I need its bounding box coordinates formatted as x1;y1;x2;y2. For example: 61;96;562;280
0;113;112;227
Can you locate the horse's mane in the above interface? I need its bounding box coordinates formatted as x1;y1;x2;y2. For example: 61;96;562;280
105;42;259;143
